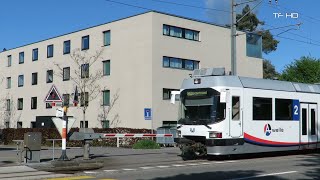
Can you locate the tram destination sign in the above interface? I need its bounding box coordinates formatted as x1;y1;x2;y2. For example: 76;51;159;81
186;91;208;97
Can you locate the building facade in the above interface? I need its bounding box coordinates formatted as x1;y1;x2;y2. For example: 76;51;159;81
0;11;263;129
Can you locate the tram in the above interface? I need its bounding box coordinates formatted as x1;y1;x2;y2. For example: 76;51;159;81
172;68;320;158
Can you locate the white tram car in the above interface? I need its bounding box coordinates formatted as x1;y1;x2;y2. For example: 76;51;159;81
173;68;320;157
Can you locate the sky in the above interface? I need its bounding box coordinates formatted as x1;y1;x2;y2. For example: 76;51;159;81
0;0;319;72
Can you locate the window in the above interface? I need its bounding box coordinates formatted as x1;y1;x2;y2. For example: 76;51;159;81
80;92;89;107
81;64;89;78
82;35;89;50
18;75;24;87
103;60;110;76
302;108;307;135
246;33;262;58
6;99;10;111
32;72;38;85
47;70;53;83
80;121;89;128
163;24;200;41
6;77;11;89
46;103;52;109
7;55;12;67
311;109;316;135
47;44;54;58
32;48;38;61
63;40;71;54
63;94;70;106
253;97;272;120
275;99;292;120
19;52;24;64
103;90;110;106
17;122;22;128
18;98;23;110
31;97;37;109
63;67;70;81
162;121;177;127
103;31;111;46
163;88;180;100
232;96;240;120
102;120;109;128
163;56;200;70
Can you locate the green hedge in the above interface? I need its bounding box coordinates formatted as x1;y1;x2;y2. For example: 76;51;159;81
1;128;151;147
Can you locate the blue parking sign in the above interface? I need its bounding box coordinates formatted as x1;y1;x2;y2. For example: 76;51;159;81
144;108;152;120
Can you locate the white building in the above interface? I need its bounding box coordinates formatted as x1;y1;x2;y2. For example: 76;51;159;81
0;11;263;129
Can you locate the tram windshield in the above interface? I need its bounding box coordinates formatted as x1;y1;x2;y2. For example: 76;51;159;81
178;88;226;125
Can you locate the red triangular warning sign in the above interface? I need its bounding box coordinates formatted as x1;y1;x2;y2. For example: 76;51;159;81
44;85;62;102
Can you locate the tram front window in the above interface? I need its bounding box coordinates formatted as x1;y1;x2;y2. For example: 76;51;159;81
179;89;226;125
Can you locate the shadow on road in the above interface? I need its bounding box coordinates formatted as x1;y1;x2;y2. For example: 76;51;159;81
149;170;289;180
296;150;320;179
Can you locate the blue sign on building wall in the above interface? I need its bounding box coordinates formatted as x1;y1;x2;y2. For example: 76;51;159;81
144;108;152;120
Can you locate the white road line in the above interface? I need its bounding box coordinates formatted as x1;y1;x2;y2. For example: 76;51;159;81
122;168;137;171
140;167;155;170
84;171;98;174
215;161;236;164
156;165;170;168
185;163;199;166
172;164;187;167
200;162;211;165
104;169;119;172
231;171;298;180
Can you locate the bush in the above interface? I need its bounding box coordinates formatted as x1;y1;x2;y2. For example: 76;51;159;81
1;128;152;148
132;140;160;149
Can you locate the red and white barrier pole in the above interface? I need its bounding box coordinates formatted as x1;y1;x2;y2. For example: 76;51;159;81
59;106;69;160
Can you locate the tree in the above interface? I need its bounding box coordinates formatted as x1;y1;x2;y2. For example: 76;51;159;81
54;48;104;126
279;56;320;83
0;93;21;128
97;89;120;128
236;5;279;54
263;59;279;79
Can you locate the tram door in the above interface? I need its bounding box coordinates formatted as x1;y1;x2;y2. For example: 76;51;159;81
300;103;318;148
229;90;243;137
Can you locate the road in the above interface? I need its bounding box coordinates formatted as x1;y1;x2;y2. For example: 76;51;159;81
0;146;319;179
70;149;320;180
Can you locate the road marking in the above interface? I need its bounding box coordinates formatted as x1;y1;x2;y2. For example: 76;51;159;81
215;161;236;164
140;167;155;170
231;171;298;180
172;164;186;167
185;163;199;166
200;162;211;165
122;168;136;171
104;170;119;173
156;165;170;168
46;176;95;180
98;179;117;180
83;171;98;174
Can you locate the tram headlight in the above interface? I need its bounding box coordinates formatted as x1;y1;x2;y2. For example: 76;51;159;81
209;132;222;138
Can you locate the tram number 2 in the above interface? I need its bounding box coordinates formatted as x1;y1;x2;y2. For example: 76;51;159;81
292;100;300;121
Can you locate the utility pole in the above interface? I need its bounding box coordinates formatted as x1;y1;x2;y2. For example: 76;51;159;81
231;0;237;76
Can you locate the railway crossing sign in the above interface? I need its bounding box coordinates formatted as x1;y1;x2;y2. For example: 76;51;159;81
44;85;62;103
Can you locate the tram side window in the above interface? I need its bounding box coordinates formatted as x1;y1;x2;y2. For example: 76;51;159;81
275;98;292;120
253;97;272;120
232;96;240;120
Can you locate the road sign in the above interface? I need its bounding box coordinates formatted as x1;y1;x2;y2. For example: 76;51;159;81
144;108;152;120
45;85;62;102
52;117;76;136
56;108;64;117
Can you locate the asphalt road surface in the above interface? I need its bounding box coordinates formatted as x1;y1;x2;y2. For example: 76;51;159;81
72;149;320;180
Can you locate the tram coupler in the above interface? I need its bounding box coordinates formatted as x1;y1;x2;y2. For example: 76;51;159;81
177;139;207;160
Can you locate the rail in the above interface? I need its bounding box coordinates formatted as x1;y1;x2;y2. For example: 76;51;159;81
46;139;62;160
